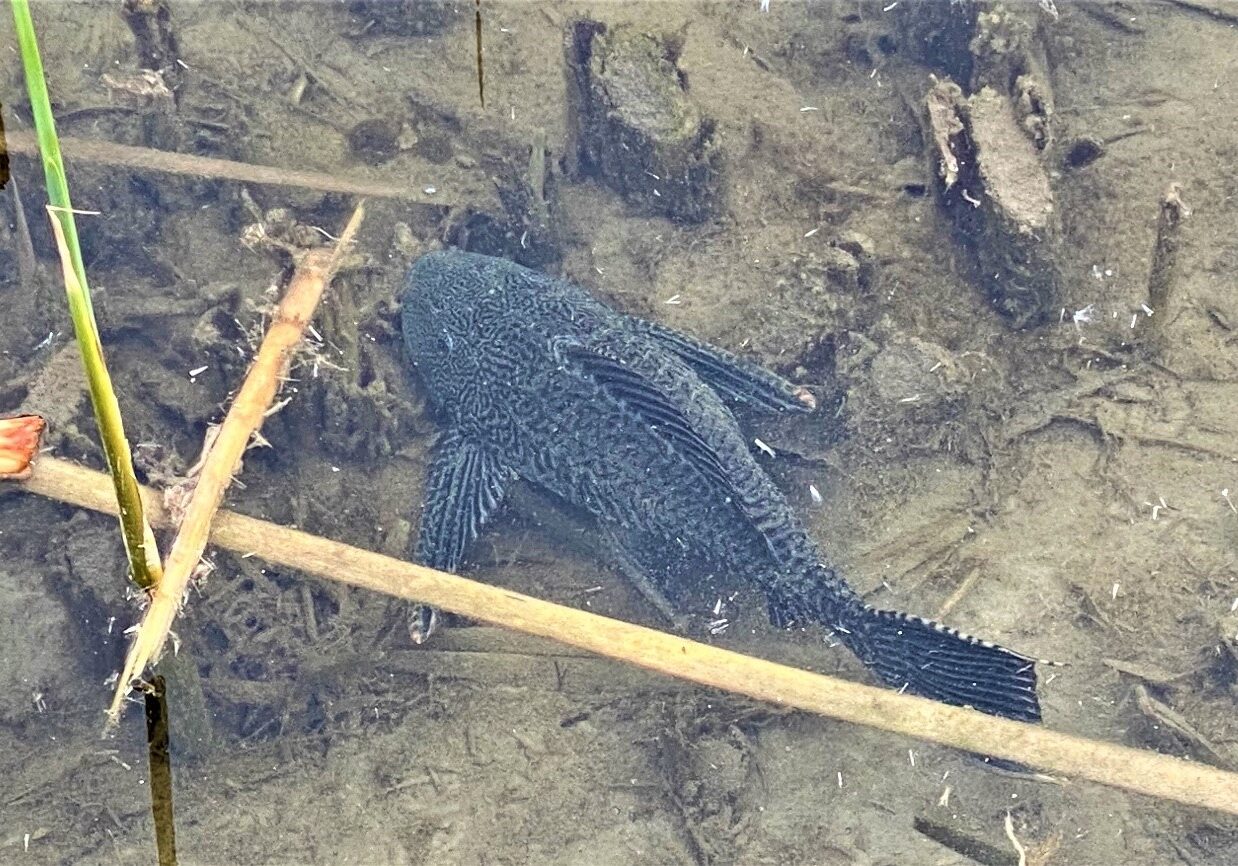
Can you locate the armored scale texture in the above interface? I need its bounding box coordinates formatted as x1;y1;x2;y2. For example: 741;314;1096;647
402;249;1040;722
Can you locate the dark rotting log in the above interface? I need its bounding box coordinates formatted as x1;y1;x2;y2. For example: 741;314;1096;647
564;20;722;224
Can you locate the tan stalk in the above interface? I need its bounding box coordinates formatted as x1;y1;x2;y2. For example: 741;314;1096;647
14;455;1238;816
6;130;479;207
106;203;365;723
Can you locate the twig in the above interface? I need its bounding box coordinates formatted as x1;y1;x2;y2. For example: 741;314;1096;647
14;456;1238;816
936;566;984;619
142;676;177;866
1162;0;1238;26
1004;812;1027;866
6;130;474;207
8;177;37;290
106;203;365;722
1143;183;1189;347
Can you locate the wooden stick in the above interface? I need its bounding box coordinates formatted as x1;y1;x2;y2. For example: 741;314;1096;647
16;456;1238;816
5;130;482;207
1144;183;1189;347
106;204;365;721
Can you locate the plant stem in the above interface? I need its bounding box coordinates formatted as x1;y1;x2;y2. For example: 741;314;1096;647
11;0;162;590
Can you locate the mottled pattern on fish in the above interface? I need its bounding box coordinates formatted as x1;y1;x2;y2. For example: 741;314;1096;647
402;250;1041;722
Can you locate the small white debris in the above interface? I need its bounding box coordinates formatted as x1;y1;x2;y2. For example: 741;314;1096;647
908;749;916;767
1072;304;1097;333
1141;304;1154;316
1130;313;1138;330
759;0;770;12
32;692;46;713
1111;581;1120;600
898;394;921;404
423;186;438;195
708;619;730;635
803;227;820;238
188;365;209;377
1222;488;1236;514
837;771;844;788
753;437;776;458
664;294;682;305
961;188;981;207
809;484;823;504
713;597;724;616
800;106;819;112
884;1;899;10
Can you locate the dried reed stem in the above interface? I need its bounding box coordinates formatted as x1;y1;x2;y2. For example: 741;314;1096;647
105;203;365;722
15;456;1238;816
6;130;476;207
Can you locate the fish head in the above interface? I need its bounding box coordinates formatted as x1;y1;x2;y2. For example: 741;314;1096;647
401;249;491;410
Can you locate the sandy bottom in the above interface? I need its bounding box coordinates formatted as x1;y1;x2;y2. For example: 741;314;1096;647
1;2;1236;864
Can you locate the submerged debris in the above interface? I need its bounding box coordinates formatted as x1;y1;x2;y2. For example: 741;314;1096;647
919;78;1060;325
0;414;46;480
565;20;722;223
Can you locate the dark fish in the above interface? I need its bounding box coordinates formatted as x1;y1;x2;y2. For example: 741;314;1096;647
401;249;1041;722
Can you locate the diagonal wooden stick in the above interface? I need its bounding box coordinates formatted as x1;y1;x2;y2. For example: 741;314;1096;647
14;456;1238;815
105;203;365;722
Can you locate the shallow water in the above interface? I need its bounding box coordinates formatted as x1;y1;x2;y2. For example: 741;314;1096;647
2;1;1237;864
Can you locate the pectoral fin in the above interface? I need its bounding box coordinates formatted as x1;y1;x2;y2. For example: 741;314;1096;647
410;431;516;643
415;430;516;572
635;319;816;414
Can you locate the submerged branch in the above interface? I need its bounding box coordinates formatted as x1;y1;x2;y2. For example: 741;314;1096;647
12;455;1238;816
106;203;365;723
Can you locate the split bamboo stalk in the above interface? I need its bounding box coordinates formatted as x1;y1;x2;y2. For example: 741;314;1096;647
15;456;1238;816
106;203;365;722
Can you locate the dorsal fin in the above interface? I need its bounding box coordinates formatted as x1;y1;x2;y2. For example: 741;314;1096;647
562;344;735;494
632;318;817;414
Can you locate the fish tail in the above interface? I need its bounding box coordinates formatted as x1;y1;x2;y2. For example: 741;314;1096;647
836;605;1042;722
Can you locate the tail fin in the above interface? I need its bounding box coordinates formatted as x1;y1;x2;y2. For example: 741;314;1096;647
841;607;1041;722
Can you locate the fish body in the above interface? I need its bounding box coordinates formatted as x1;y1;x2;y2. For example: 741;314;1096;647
402;249;1040;722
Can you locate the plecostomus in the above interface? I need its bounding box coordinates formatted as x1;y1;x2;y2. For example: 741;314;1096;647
401;250;1040;722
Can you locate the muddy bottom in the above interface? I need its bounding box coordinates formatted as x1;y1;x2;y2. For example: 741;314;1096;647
2;2;1237;865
